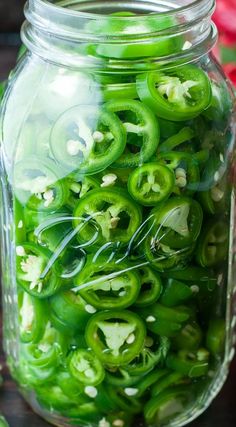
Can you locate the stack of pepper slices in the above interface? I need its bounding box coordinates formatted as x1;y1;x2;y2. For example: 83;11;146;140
8;10;235;427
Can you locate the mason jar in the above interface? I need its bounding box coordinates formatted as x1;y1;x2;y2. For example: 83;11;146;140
0;1;236;426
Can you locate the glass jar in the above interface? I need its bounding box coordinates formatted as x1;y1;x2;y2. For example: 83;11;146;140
1;1;236;426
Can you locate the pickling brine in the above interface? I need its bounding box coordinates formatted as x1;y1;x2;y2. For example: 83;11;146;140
0;1;236;427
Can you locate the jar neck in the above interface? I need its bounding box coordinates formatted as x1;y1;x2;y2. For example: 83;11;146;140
22;0;217;71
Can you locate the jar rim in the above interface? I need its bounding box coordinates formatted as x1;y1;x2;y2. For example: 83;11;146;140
31;0;214;19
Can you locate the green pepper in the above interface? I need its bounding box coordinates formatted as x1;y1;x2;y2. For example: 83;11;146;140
149;197;203;250
13;156;69;211
125;336;170;376
87;13;178;60
73;187;142;247
206;318;226;356
68;349;105;386
172;321;203;351
103;82;138;101
157;151;200;196
18;291;47;343
16;242;61;298
137;303;190;337
160;278;193;307
106;99;160;168
136;65;212;121
159;127;195;153
50;105;126;175
151;370;188;397
85;310;146;366
195;220;229;267
134;266;162;307
49;290;91;331
144;386;193;425
166;348;209;378
128;163;175;206
75;258;141;310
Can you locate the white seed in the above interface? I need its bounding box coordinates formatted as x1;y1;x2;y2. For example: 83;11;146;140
99;418;111;427
85;304;97;314
16;246;26;257
190;285;199;294
37;282;43;293
146;316;156;323
126;333;135;344
101;174;117;188
113;420;124;427
211;187;224;202
217;274;223;286
85;368;94;378
176;176;187;188
85;386;98;398
124;388;138;396
43;189;54;208
18;220;23;229
220;153;224;163
175;168;186;179
119;291;126;297
214;171;220;182
182;41;193;50
66;139;81;156
93;131;104;143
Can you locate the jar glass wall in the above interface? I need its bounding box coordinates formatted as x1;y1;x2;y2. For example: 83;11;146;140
0;1;236;427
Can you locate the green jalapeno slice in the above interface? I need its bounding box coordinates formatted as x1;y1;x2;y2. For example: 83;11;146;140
13;156;69;212
68;349;105;386
166;349;209;378
85;310;146;366
73;187;142;246
136;65;212;121
206;318;226;356
75;258;141;310
128;163;175;206
134;266;162;307
137;303;190;338
49;290;91;331
149;197;203;250
106;99;160;168
157;152;200;196
196;220;229;267
18;291;47;343
50;105;126;175
144;386;193;425
16;242;61;298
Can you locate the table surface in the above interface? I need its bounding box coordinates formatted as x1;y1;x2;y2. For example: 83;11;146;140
1;45;236;427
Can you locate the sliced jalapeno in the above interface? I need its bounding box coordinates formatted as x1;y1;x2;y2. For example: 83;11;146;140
73;187;142;247
166;349;209;378
157;152;200;196
16;242;61;298
49;290;91;331
13;156;69;212
106;99;160;168
68;349;105;386
50;105;126;175
128;163;175;206
18;291;47;343
75;258;141;310
137;65;212;121
196;220;229;267
85;310;146;366
134;266;162;307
